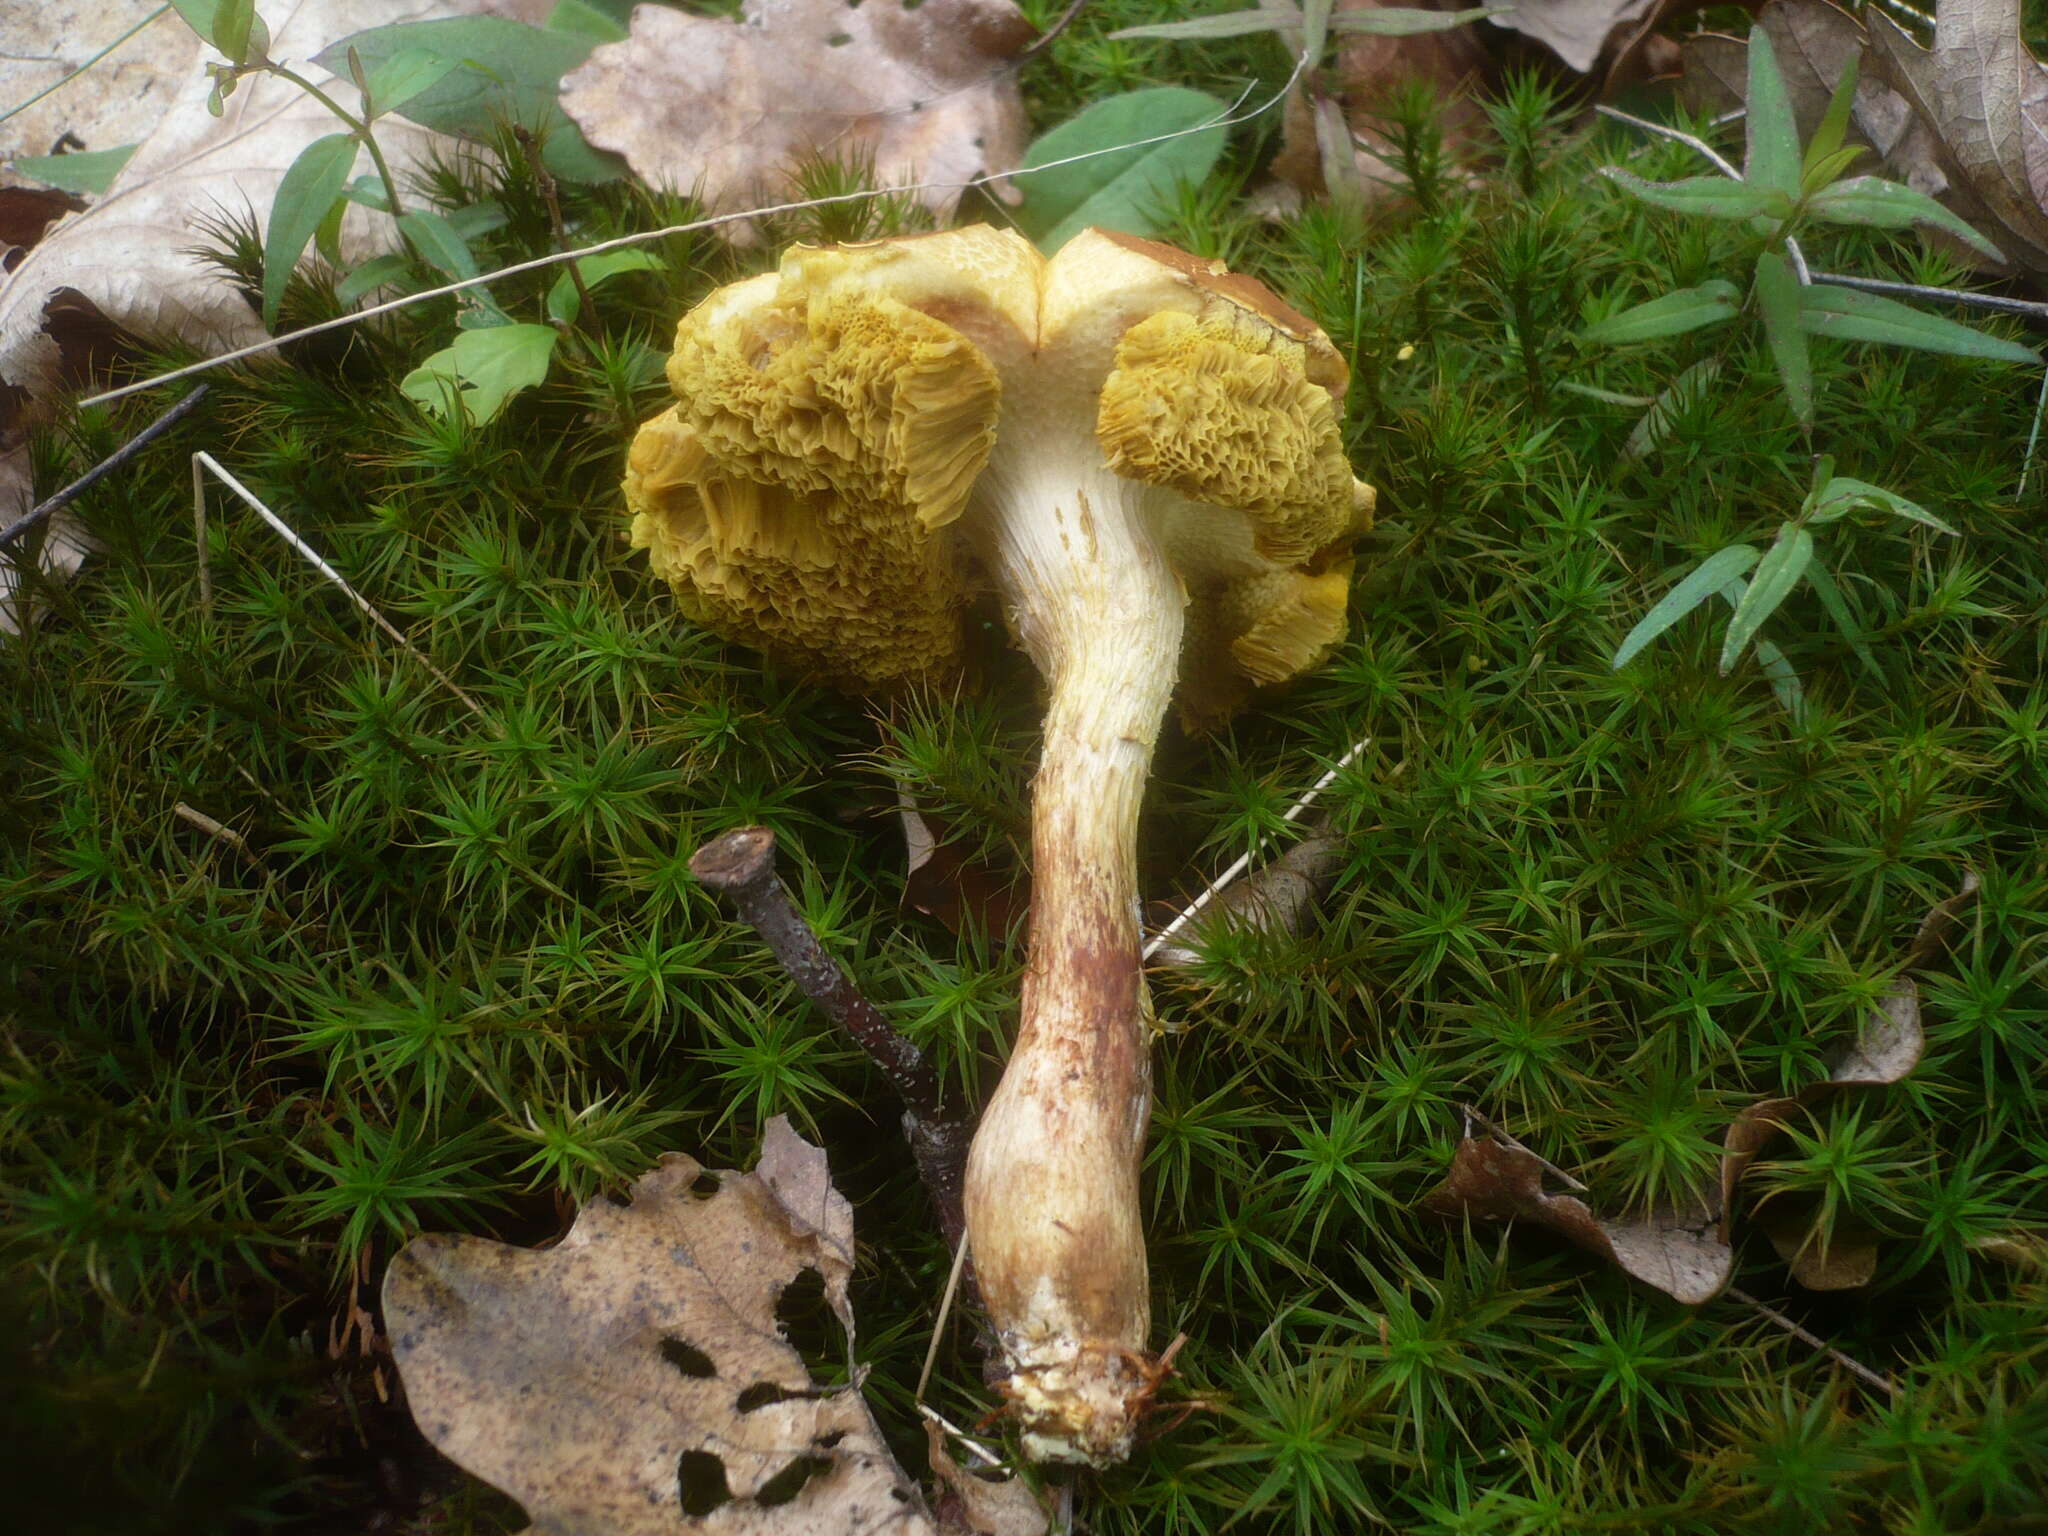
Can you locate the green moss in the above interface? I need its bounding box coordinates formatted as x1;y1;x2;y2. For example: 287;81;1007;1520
3;52;2045;1536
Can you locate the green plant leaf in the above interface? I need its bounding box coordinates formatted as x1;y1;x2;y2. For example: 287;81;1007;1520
1557;381;1656;407
1805;177;2007;261
263;132;358;329
401;323;558;424
1754;250;1811;431
315;18;625;183
398;208;479;279
1110;7;1305;42
1622;358;1722;461
1612;544;1760;669
1743;24;1800;200
364;48;459;120
1799;145;1864;195
1803;559;1883;684
1747;629;1807;720
1797;284;2039;363
1599;170;1792;222
1807;476;1959;535
1329;6;1503;35
10;145;136;196
1578;281;1741;345
1804;56;1859;178
545;0;631;41
345;173;392;212
336;254;411;308
1016;87;1228;252
1720;523;1813;672
545;250;664;325
1301;0;1332;60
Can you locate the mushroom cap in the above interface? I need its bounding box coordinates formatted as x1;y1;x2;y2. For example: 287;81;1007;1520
624;232;1011;686
624;224;1374;708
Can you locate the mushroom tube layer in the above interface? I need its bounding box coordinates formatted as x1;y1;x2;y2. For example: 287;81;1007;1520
625;225;1374;1464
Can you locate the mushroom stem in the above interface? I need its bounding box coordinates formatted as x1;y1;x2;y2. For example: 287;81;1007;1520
963;466;1185;1464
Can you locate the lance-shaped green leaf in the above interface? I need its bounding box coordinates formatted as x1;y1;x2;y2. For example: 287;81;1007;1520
1798;284;2039;363
1803;56;1859;181
1110;3;1498;42
12;145;136;197
1600;169;1793;222
1806;477;1959;535
1721;523;1813;673
263;133;358;328
1803;559;1883;684
1579;281;1740;345
1806;178;2007;262
1754;250;1811;431
1613;544;1760;669
1743;25;1800;201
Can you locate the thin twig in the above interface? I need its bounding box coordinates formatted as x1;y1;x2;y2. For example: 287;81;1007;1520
0;4;171;128
0;385;209;549
1727;1286;1898;1398
690;826;977;1256
2023;370;2048;499
191;453;491;723
1014;0;1090;66
917;1403;1006;1469
78;78;1282;413
1144;736;1368;961
918;1232;974;1406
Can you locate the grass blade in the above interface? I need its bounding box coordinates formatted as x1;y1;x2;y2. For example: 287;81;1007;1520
1580;281;1740;345
1804;559;1883;684
1720;524;1813;672
1806;177;2006;262
1743;25;1800;200
1613;544;1760;669
1799;284;2039;363
1754;250;1811;430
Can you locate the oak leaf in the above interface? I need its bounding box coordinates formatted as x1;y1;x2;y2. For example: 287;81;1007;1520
386;1117;936;1535
558;0;1036;242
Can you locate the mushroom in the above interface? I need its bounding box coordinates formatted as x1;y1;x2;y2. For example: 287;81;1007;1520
624;225;1373;1464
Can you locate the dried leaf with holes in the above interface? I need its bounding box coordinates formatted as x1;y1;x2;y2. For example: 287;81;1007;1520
384;1117;934;1534
558;0;1036;243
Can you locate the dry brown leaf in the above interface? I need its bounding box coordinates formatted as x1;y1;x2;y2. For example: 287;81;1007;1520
926;1424;1049;1536
0;2;203;183
897;799;1024;938
1492;0;1665;75
386;1117;935;1535
1762;1207;1882;1290
1867;0;2048;273
1270;0;1491;209
1151;833;1343;970
558;0;1035;242
1421;1112;1732;1304
1967;1230;2048;1271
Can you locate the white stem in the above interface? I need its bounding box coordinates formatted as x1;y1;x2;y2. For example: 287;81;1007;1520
963;455;1184;1464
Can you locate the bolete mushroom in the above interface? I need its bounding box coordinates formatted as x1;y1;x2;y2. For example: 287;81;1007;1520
624;225;1373;1464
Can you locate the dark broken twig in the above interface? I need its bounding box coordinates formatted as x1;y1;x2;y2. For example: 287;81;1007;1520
1;384;209;548
690;825;977;1259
